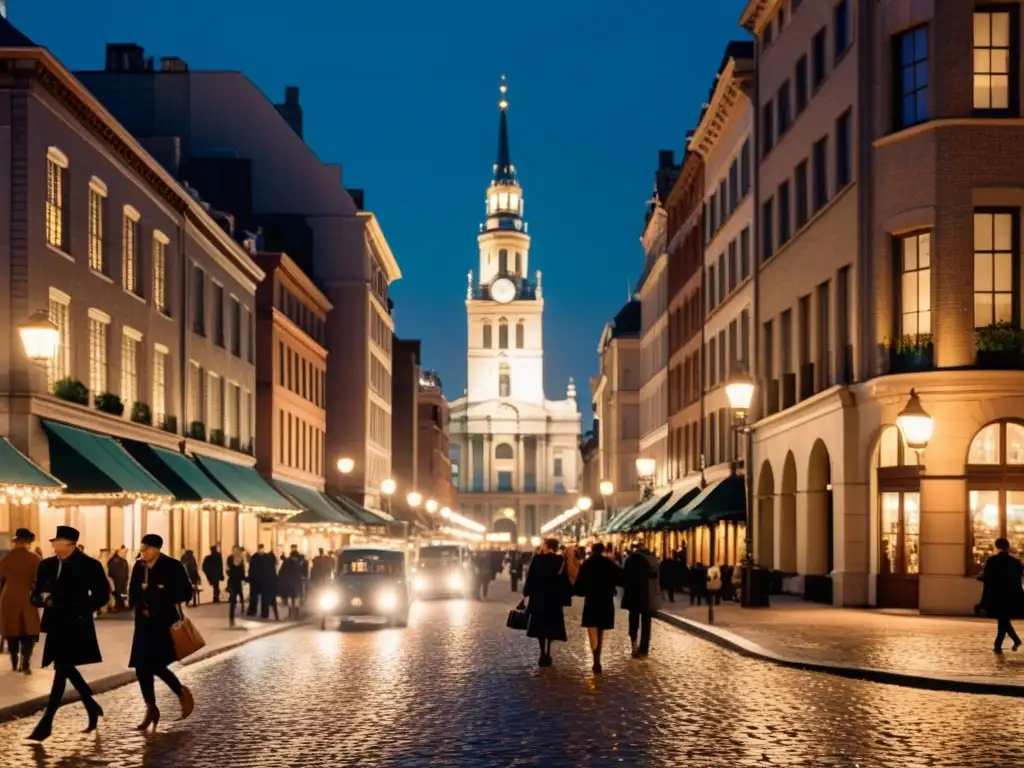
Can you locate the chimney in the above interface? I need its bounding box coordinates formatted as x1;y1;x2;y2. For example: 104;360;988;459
347;188;365;210
105;43;148;73
160;56;189;72
275;86;303;139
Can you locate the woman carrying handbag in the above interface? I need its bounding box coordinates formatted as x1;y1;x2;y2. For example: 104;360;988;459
128;534;197;731
521;538;577;667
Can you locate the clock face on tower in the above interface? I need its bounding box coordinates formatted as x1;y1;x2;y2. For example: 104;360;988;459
490;277;516;304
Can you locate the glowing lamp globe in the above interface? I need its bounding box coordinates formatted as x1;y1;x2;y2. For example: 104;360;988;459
425;499;438;513
380;478;397;496
725;374;756;415
599;480;614;496
576;496;593;512
19;310;59;363
406;492;423;508
897;389;934;452
440;507;452;519
635;457;656;478
336;458;355;475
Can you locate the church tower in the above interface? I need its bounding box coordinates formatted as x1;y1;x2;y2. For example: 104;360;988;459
466;76;544;406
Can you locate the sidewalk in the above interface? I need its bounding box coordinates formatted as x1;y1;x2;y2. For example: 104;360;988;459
657;596;1024;696
0;602;300;722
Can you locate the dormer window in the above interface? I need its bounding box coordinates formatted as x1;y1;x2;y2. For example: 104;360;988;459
509;192;520;212
499;192;509;210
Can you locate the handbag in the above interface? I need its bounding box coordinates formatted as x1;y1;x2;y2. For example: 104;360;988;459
506;599;529;631
170;604;207;661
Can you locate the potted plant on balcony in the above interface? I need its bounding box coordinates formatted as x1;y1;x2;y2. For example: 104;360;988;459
53;378;89;406
130;401;152;426
209;428;225;446
161;414;178;434
976;321;1024;369
95;392;125;417
229;435;241;451
188;421;206;441
883;333;934;374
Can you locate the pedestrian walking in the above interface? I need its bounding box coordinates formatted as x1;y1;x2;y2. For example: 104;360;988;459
659;554;677;603
509;551;524;592
180;549;202;606
573;542;623;673
0;528;41;674
310;548;335;585
260;551;280;620
689;561;708;606
979;537;1024;653
522;537;574;667
107;546;130;612
247;544;266;616
278;545;306;619
27;526;110;742
472;552;491;600
129;534;196;732
622;543;659;658
201;546;224;603
226;546;247;627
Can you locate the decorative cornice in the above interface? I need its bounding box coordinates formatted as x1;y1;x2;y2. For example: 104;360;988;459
688;58;754;160
739;0;777;32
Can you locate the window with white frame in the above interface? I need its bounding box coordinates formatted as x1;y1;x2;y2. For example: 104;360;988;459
153;232;169;314
973;8;1016;113
122;206;141;295
898;232;931;337
207;372;223;434
88;178;107;272
153;344;168;427
974;210;1017;328
47;288;70;391
121;328;141;415
46;148;68;251
88;309;109;399
188;361;203;427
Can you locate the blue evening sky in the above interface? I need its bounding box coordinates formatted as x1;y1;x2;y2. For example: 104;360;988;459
14;0;747;427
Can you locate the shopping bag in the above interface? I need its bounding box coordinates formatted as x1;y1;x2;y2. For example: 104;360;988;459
170;604;207;661
506;600;529;631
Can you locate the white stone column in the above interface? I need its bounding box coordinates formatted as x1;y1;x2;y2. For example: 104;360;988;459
515;434;525;491
464;435;474;492
484;434;493;492
797;490;829;576
831;480;869;606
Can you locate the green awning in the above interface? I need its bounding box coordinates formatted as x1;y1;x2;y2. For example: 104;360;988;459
0;437;63;491
662;475;747;530
615;491;674;533
275;480;359;526
40;420;171;498
328;493;388;527
194;455;297;513
123;442;235;504
598;503;640;534
637;486;701;531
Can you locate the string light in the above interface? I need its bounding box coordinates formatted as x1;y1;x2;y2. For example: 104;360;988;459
540;507;582;534
0;484;62;505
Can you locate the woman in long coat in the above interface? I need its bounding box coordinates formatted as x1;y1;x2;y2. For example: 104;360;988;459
573;542;623;674
0;528;41;673
129;534;195;731
522;538;571;667
226;546;247;627
277;547;305;619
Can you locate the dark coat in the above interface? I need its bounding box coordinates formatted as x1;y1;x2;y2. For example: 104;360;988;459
202;550;224;584
32;550;110;667
180;550;201;585
277;553;306;599
622;550;660;613
106;553;130;593
980;550;1024;618
574;555;623;630
226;556;246;593
128;554;194;669
0;547;41;638
522;552;569;642
310;554;335;583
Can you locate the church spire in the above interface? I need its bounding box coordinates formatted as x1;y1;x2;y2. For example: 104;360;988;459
493;75;515;183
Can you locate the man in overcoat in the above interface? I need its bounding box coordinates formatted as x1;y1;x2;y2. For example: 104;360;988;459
0;528;41;673
621;543;660;658
28;526;110;741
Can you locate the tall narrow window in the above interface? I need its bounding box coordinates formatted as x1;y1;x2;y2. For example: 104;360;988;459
974;211;1016;327
778;180;791;245
795;160;809;228
834;0;850;59
728;159;738;211
813;136;829;212
121;329;140;416
515;321;525;348
740;139;751;196
153;233;168;314
499;363;511;397
740;227;751;280
88;311;109;399
188;362;203;428
47;289;70;392
231;297;241;356
762;198;774;261
812;28;827;88
498;249;508;274
482;321;492;349
762;100;775;157
899;232;932;337
795;55;809;114
498;319;509;349
213;284;225;347
122;206;140;295
973;8;1017;114
836;110;852;189
45;148;68;251
894;25;929;128
88;179;106;272
818;280;832;388
728;240;738;292
153;344;168;427
777;80;791;136
208;372;223;434
192;265;205;335
515;252;522;275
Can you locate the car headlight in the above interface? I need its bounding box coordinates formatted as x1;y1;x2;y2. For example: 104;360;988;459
449;573;463;590
377;589;399;612
319;591;340;611
413;576;427;591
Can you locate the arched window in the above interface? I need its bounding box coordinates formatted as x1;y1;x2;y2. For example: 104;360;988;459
499;363;511;397
515;252;522;275
875;425;921;608
967;420;1024;573
515;321;525;349
495;443;514;460
482;320;492;349
498;249;508;275
498;319;509;349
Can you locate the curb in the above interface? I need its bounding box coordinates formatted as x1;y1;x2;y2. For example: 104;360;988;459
655;610;1024;698
0;619;304;724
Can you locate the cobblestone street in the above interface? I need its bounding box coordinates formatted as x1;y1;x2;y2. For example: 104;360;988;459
0;592;1020;768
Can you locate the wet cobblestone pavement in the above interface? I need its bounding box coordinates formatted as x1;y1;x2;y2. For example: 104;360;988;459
0;594;1021;768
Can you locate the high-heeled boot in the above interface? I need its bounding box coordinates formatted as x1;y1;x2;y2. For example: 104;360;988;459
27;713;54;742
83;698;104;732
136;705;160;732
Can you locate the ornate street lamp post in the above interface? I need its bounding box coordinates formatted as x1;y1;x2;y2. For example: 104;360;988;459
725;372;757;608
380;478;396;515
635;458;656;500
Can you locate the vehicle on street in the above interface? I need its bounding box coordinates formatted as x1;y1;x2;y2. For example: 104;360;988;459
315;547;410;629
412;542;473;598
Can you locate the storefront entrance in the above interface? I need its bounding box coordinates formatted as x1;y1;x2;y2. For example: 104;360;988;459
875;426;921;609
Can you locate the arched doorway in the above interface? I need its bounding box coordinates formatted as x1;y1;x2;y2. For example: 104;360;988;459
805;440;833;604
874;425;921;608
966;420;1024;574
778;452;798;573
492;514;518;547
757;460;775;569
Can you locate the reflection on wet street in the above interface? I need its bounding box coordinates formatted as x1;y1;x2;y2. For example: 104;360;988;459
0;594;1019;767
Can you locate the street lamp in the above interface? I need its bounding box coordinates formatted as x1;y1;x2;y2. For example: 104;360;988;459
407;491;422;508
576;496;592;511
726;372;758;608
530;535;541;548
599;480;614;497
380;478;396;514
635;457;656;500
897;389;934;458
440;506;452;519
336;457;355;475
18;309;59;363
425;499;438;514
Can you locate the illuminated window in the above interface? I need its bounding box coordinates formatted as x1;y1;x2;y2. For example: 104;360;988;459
153;344;168;427
498;192;509;210
121;328;141;415
47;288;70;392
153;232;169;314
88;179;107;272
509;192;519;212
88;311;109;399
488;194;498;213
207;371;223;432
973;9;1016;113
898;231;931;336
967;420;1024;573
973;211;1016;327
45;147;68;251
122;206;141;295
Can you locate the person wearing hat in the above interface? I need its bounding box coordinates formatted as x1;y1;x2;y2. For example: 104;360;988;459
27;525;110;742
128;533;195;731
0;528;41;674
